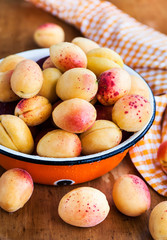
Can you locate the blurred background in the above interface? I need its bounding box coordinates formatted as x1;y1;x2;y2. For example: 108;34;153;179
0;0;167;58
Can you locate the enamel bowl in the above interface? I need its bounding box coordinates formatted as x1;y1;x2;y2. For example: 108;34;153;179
0;49;156;186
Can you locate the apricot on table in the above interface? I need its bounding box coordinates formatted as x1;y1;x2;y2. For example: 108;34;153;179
34;23;65;48
58;187;110;227
112;174;151;217
149;201;167;240
0;168;34;212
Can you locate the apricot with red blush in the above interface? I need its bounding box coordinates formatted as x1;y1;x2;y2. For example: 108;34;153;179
97;68;131;105
0;168;34;212
34;23;65;48
112;94;152;132
15;96;52;127
112;174;151;217
58;187;110;227
56;68;98;102
52;98;96;133
50;42;87;72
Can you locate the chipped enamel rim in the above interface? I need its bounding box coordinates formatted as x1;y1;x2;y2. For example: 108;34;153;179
0;48;156;166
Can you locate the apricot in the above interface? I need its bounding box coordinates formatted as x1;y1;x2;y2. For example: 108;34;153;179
56;68;98;101
87;47;124;76
0;70;19;102
11;59;43;98
37;129;81;158
112;174;151;217
0;54;25;72
42;57;55;70
80;120;122;155
71;37;100;53
52;98;96;133
0;168;34;212
50;42;87;72
15;96;52;126
157;141;167;174
39;67;62;103
129;75;150;100
149;201;167;240
34;23;65;48
97;68;131;105
0;115;34;154
58;187;110;227
112;94;152;132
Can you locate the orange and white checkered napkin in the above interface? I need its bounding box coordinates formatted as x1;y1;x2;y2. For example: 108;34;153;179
27;0;167;196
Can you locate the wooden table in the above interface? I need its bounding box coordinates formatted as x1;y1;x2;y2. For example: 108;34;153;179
0;0;166;239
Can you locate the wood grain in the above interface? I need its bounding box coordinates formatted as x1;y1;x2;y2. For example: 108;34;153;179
0;0;167;239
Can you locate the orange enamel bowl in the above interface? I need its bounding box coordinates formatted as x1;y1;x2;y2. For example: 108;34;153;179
0;49;156;186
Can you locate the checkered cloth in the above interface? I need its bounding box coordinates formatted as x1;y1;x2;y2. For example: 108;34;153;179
27;0;167;196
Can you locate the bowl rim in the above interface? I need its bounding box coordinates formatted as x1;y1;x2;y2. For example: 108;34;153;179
0;48;156;166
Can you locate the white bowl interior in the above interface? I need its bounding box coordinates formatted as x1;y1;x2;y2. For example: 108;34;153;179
0;48;155;163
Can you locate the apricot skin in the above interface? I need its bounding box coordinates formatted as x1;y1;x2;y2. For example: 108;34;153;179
0;168;34;212
52;98;96;133
37;129;82;158
112;174;151;217
97;68;131;105
34;23;65;48
72;37;100;53
157;141;167;174
87;47;124;76
56;68;98;102
0;70;19;102
80;120;122;155
149;201;167;240
39;68;62;103
50;42;87;72
0;54;25;72
11;59;43;99
58;187;110;227
0;114;34;154
15;96;52;127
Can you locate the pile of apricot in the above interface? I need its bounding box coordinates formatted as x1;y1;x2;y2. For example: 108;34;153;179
0;36;151;158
